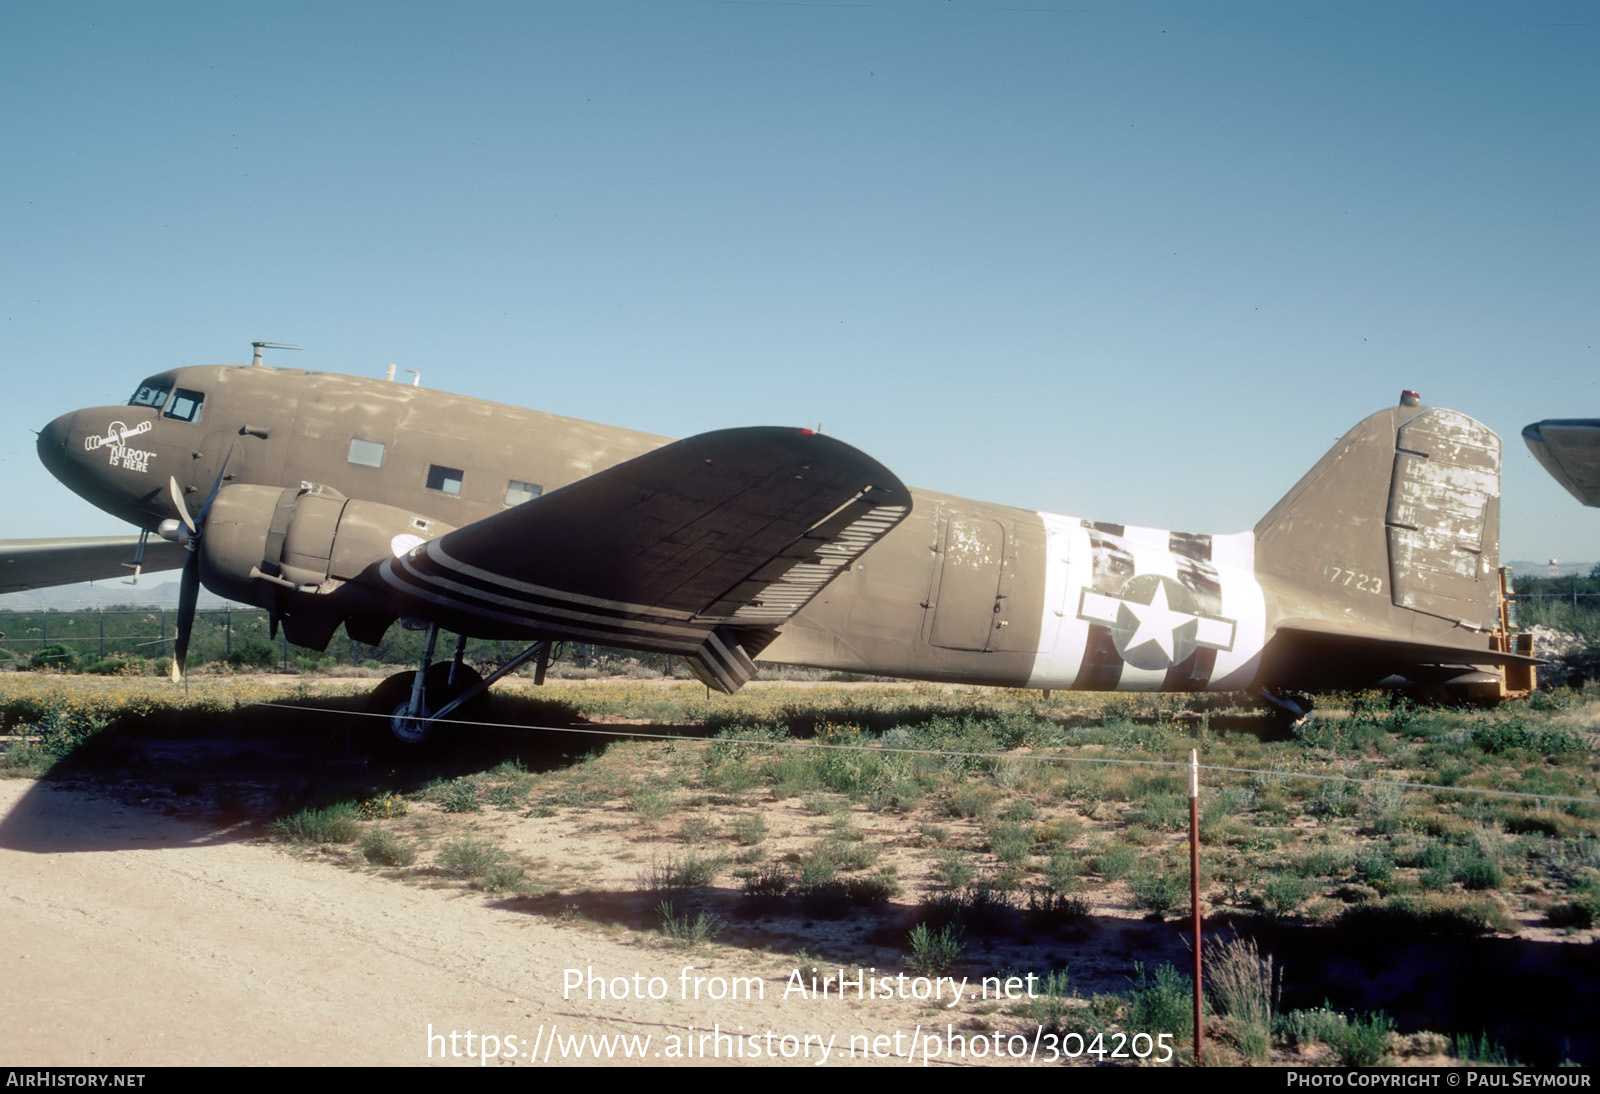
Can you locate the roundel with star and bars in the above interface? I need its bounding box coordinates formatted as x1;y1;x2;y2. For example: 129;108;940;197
1076;573;1238;671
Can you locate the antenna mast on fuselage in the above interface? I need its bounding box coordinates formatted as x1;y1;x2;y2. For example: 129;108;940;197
250;341;302;367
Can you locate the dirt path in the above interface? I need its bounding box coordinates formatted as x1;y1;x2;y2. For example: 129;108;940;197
0;779;1032;1067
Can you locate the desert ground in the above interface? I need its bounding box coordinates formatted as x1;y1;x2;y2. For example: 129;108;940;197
1;774;1036;1067
2;674;1597;1067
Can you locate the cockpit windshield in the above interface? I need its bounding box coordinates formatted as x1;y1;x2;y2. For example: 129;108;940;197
165;388;204;423
129;379;171;408
126;378;204;423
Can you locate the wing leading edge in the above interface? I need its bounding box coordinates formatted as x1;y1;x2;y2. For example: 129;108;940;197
0;537;186;594
379;427;911;692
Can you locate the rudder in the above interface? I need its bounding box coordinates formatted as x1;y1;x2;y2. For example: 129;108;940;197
1254;400;1502;645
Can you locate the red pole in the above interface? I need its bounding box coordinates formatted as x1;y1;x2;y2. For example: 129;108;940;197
1190;748;1203;1066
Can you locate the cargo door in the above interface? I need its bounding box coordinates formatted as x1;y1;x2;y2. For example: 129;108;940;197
928;513;1011;651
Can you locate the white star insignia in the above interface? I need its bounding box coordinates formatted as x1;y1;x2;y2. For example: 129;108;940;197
1077;574;1237;670
1119;578;1186;662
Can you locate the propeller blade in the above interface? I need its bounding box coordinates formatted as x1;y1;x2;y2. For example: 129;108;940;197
169;476;196;536
168;446;234;683
171;548;200;682
196;445;234;525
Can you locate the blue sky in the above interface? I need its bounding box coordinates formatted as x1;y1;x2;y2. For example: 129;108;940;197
4;0;1596;565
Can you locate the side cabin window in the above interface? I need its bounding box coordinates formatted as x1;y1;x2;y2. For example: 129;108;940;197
164;388;205;423
348;438;386;468
129;381;172;409
505;480;542;507
426;464;464;496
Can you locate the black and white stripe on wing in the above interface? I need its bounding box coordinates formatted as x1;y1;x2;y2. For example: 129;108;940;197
380;545;711;650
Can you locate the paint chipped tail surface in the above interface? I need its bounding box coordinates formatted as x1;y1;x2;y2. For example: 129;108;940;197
773;401;1505;696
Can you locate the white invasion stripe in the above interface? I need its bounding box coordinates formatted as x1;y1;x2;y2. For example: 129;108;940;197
1025;516;1267;693
1024;513;1090;689
685;629;758;693
707;630;755;686
1206;531;1265;690
1107;526;1179;692
1118;524;1179;551
1208;530;1255;573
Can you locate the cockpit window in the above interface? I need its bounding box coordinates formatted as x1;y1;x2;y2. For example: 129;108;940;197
164;388;205;423
129;380;172;409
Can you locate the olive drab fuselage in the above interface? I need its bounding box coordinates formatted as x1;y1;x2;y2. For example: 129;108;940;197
35;362;1511;696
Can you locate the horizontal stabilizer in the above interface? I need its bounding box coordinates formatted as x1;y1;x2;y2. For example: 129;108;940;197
1263;622;1542;694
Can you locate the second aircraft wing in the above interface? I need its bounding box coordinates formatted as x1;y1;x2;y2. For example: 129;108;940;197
0;537;186;594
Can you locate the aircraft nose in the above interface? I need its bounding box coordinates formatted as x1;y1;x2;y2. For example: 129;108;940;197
36;411;75;480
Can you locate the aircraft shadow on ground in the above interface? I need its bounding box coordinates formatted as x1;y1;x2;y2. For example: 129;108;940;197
0;692;644;854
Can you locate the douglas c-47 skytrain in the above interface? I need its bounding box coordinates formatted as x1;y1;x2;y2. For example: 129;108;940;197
7;344;1537;742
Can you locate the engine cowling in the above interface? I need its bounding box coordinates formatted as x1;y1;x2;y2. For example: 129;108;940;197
198;482;452;648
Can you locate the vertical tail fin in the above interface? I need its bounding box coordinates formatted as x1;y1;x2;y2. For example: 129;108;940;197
1254;400;1502;647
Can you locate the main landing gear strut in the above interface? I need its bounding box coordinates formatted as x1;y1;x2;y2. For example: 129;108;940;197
369;623;551;745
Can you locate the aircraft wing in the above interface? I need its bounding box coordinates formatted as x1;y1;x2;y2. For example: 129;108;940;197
0;537;186;594
1523;419;1600;507
380;427;911;691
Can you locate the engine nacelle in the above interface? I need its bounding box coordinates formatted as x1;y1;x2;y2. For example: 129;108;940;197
199;482;452;648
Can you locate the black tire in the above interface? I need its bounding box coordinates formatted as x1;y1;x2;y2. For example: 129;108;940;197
425;661;484;703
369;670;435;746
369;670;418;715
368;664;485;746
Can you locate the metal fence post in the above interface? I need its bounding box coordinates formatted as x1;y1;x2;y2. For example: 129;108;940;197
1190;748;1203;1066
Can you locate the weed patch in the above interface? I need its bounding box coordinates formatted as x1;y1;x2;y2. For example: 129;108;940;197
906;922;965;975
657;901;725;946
269;803;360;844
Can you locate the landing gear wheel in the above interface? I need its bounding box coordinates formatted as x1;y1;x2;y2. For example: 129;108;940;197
424;661;486;728
368;664;486;747
369;670;417;718
425;661;484;708
369;670;438;747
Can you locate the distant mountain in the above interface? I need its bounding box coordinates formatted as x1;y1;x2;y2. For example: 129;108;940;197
1505;560;1596;580
0;579;235;612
